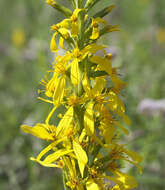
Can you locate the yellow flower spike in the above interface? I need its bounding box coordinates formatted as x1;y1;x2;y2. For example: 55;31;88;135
21;1;142;189
84;101;95;136
73;139;88;178
50;32;58;52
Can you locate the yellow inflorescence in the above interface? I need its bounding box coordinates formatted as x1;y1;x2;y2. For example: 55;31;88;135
21;0;142;189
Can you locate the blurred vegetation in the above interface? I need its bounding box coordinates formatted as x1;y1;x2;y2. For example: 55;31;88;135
0;0;165;189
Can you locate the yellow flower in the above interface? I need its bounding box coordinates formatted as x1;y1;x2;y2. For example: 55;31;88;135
90;17;107;40
12;28;25;47
70;9;85;37
46;0;56;6
157;28;165;43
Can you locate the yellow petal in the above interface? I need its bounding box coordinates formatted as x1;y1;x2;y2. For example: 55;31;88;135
92;77;106;95
90;56;112;75
59;37;65;49
77;184;84;190
115;170;138;190
86;179;99;190
45;106;57;125
43;149;73;164
71;58;80;85
122;113;131;126
58;28;69;39
114;121;129;135
82;72;91;95
50;32;58;52
106;24;120;33
45;73;58;97
79;129;86;143
82;44;106;54
71;22;79;36
30;157;61;168
90;27;99;40
57;18;70;29
36;138;65;161
124;149;142;164
73;140;88;177
71;9;84;36
72;8;84;18
99;122;114;144
21;124;54;141
84;102;94;136
95;17;107;25
56;106;74;137
53;75;65;105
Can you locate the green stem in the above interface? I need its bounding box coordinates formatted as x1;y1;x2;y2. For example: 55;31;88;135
67;0;76;8
63;170;71;190
78;11;85;49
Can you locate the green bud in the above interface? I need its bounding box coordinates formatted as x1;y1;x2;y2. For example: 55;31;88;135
85;0;101;11
47;1;72;17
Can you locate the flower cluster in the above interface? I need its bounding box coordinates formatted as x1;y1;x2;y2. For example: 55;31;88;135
21;0;142;189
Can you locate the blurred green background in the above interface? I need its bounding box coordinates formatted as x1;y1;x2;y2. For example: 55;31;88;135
0;0;165;189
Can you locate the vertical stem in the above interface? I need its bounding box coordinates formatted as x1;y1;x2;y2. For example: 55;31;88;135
78;13;85;49
63;170;71;190
75;0;82;8
78;0;82;8
67;0;76;8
